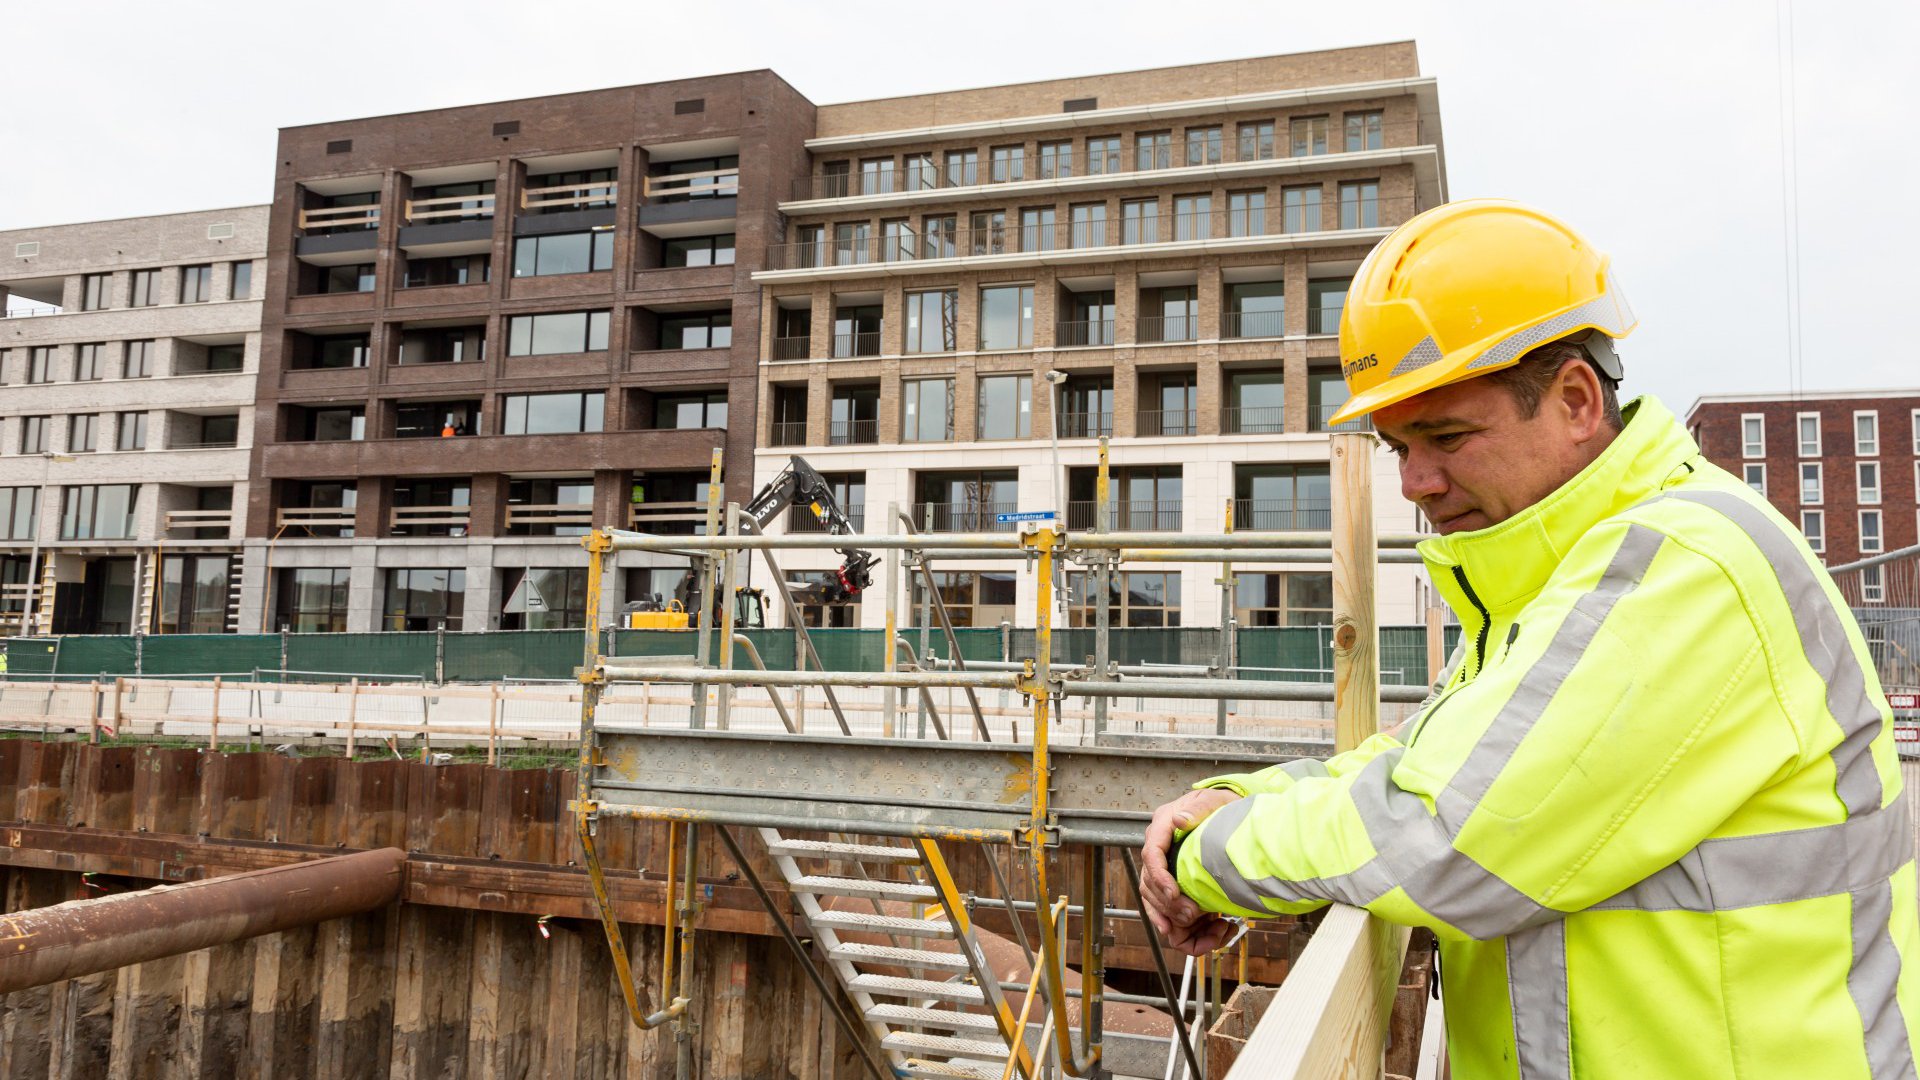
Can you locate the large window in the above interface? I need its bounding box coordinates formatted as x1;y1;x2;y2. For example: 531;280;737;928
313;264;375;294
979;285;1034;351
1141;372;1197;436
902;378;954;443
76;343;107;381
299;334;371;370
1238;121;1276;161
1741;414;1765;457
1855;410;1880;455
831;384;880;445
301;406;365;442
1344;110;1384;152
1800;462;1822;504
1020;207;1056;252
1058;377;1113;438
158;554;232;635
1173;195;1211;241
499;567;588;630
507;478;594;537
81;273;110;311
945;150;978;188
383;568;465;631
1185;126;1222;167
1283;186;1323;233
277;568;350;633
398;326;484;365
911;571;1017;627
1860;509;1883;554
1235;572;1333;627
1307;279;1348;335
229;260;252;300
1228;372;1286;433
976;374;1032;441
1228;282;1286;339
860;157;895;194
20;416;49;454
1069;465;1180;531
283;481;356;538
61;484;138;540
403;255;490;288
660;312;732;350
1797;412;1821;457
116;413;149;452
1121;199;1159;245
990;145;1024;184
25;347;52;384
69;414;99;453
179;264;213;303
1086;136;1121;175
1235;465;1330;530
662;234;736;267
506;311;610;356
1135;131;1172;171
922;215;957;259
395;401;479;439
654;391;727;430
832;305;882;358
526;167;615;212
1339;181;1381;230
0;488;38;540
652;158;735;202
1140;285;1197;344
124;339;155;378
502;392;605;435
1290;116;1329;157
389;479;470;538
1068;570;1181;627
1070;203;1107;249
969;210;1010;256
129;269;160;307
1038;141;1073;179
1858;461;1881;504
512;230;614;277
905;290;958;354
1229;190;1267;238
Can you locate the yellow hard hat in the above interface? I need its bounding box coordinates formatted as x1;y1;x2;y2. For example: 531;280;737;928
1330;199;1636;425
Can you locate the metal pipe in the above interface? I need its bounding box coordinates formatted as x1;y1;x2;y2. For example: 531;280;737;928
602;529;1430;553
928;657;1213;678
899;510;995;742
598;664;1020;691
0;848;405;994
892;639;950;741
1062;676;1430;704
731;634;797;734
1070;531;1428;550
1115;548;1427;564
741;521;855;735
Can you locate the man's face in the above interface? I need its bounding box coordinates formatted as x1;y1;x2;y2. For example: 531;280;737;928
1372;367;1604;535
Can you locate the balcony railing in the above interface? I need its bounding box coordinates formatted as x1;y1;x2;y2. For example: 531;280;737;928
765;198;1414;271
1137;409;1197;437
276;507;356;534
770;421;808;447
1226;310;1287;339
389;505;471;535
1226;405;1289;434
165;509;233;535
830;418;878;445
1057;411;1114;439
404;192;496;223
1055;319;1115;347
642;170;739;202
299;204;380;234
169;439;241;450
1138;315;1196;344
1066;500;1184;532
788;505;866;533
506;503;592;531
520;181;617;213
1308;306;1346;335
772;335;810;360
1233;498;1332;531
628;500;709;535
1311;402;1371;433
911;502;1019;532
832;331;881;358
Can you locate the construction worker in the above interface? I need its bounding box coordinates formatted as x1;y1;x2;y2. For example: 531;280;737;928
1139;199;1920;1079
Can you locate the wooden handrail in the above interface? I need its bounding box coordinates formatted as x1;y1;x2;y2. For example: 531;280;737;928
519;181;617;211
388;506;471;527
641;168;740;200
403;192;496;222
276;507;356;525
298;205;380;229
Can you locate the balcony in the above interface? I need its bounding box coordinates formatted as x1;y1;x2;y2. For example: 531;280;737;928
276;507;356;534
832;331;881;358
389;505;471;535
299;204;380;234
1232;499;1331;531
1226;310;1287;339
1067;500;1183;532
505;503;592;532
1137;409;1197;437
770;421;807;448
1057;411;1114;439
1138;315;1196;344
1310;402;1370;433
628;501;709;534
644;169;739;202
1055;319;1115;347
1226;406;1289;435
830;419;878;446
521;180;617;214
788;505;866;533
165;509;233;536
772;336;810;361
405;191;495;224
911;502;1018;532
1308;307;1345;335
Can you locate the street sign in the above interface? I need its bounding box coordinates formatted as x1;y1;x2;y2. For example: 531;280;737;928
995;511;1059;524
502;576;549;614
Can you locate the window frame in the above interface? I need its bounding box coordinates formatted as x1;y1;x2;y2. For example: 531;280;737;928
1797;411;1821;457
1741;413;1765;458
19;415;49;454
1800;461;1823;505
977;284;1035;352
1800;509;1824;553
1343;110;1385;152
117;411;147;452
1037;141;1073;180
60;483;139;541
901;377;955;444
75;343;107;381
229;260;252;300
1859;508;1883;554
975;373;1033;441
904;289;958;354
505;311;611;357
1854;409;1880;456
69;414;98;453
129;268;160;308
511;230;615;278
179;264;214;304
500;391;606;436
1742;461;1767;495
1857;460;1881;505
1237;120;1276;161
80;273;110;311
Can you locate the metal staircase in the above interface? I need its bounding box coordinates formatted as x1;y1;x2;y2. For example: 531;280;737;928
759;828;1034;1080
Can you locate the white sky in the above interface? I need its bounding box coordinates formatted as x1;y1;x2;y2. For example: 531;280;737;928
2;0;1914;413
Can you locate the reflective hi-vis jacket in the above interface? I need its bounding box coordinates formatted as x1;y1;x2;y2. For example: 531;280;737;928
1176;397;1920;1079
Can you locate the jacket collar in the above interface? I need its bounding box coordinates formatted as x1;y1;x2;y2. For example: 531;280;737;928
1418;396;1699;619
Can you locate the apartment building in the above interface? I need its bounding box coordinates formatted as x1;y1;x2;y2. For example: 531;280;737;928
0;208;264;636
749;44;1444;630
242;72;815;632
1688;389;1920;575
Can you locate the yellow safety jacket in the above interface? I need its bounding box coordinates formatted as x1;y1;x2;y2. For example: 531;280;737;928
1176;397;1920;1079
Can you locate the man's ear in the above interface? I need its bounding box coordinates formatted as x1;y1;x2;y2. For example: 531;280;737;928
1554;359;1607;444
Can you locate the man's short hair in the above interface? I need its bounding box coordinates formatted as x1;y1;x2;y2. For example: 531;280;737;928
1481;339;1625;431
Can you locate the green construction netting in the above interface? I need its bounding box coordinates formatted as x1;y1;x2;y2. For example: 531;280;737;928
445;629;584;683
35;636;138;677
139;635;280;677
2;638;60;677
283;632;437;680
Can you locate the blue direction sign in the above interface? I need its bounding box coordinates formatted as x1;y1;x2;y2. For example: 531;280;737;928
995;511;1059;524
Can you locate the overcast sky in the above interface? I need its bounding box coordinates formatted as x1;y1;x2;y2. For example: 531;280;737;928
2;0;1913;413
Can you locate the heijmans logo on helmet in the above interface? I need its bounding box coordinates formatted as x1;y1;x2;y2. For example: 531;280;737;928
1342;353;1378;378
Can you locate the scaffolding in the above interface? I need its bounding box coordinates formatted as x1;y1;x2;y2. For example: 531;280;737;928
571;436;1419;1079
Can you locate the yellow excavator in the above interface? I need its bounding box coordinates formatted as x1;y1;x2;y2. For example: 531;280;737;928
625;455;874;630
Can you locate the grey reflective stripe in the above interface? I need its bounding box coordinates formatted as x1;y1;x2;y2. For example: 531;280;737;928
1593;799;1914;912
1665;490;1885;814
1280;758;1330;781
1200;750;1557;939
1464;283;1634;374
1434;524;1665;832
1852;879;1920;1080
1389;336;1442;378
1507;921;1572;1080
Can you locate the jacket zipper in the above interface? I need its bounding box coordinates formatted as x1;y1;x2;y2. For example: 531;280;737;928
1451;565;1491;677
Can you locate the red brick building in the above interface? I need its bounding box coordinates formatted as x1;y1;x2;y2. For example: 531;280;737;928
1686;390;1920;564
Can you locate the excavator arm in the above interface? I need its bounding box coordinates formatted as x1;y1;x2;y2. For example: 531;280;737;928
744;456;875;606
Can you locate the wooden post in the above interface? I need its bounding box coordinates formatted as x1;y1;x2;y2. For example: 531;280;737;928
110;678;123;740
344;678;360;760
208;676;222;752
1425;595;1446;688
88;680;101;745
487;683;500;766
1330;433;1379;753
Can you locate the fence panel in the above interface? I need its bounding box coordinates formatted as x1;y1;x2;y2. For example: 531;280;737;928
140;635;281;677
285;632;438;679
445;629;583;682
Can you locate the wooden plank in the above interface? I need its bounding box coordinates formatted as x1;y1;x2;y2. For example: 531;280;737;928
541;918;582;1078
1223;906;1409;1080
1414;987;1448;1080
1331;431;1380;753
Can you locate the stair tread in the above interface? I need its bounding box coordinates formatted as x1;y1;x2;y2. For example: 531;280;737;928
769;838;921;863
807;910;953;937
882;1031;1011;1059
848;973;984;1003
865;1004;999;1033
899;1061;1001;1079
791;875;936;900
827;942;971;972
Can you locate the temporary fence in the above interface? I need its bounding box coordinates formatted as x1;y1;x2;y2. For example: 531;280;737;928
1828;543;1920;709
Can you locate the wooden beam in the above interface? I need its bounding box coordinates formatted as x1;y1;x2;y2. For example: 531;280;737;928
1223;905;1410;1079
1331;431;1380;753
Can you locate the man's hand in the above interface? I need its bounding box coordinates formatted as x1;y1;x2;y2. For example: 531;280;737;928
1140;787;1242;956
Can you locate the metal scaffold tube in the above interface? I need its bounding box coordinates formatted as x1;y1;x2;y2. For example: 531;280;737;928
0;848;405;994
